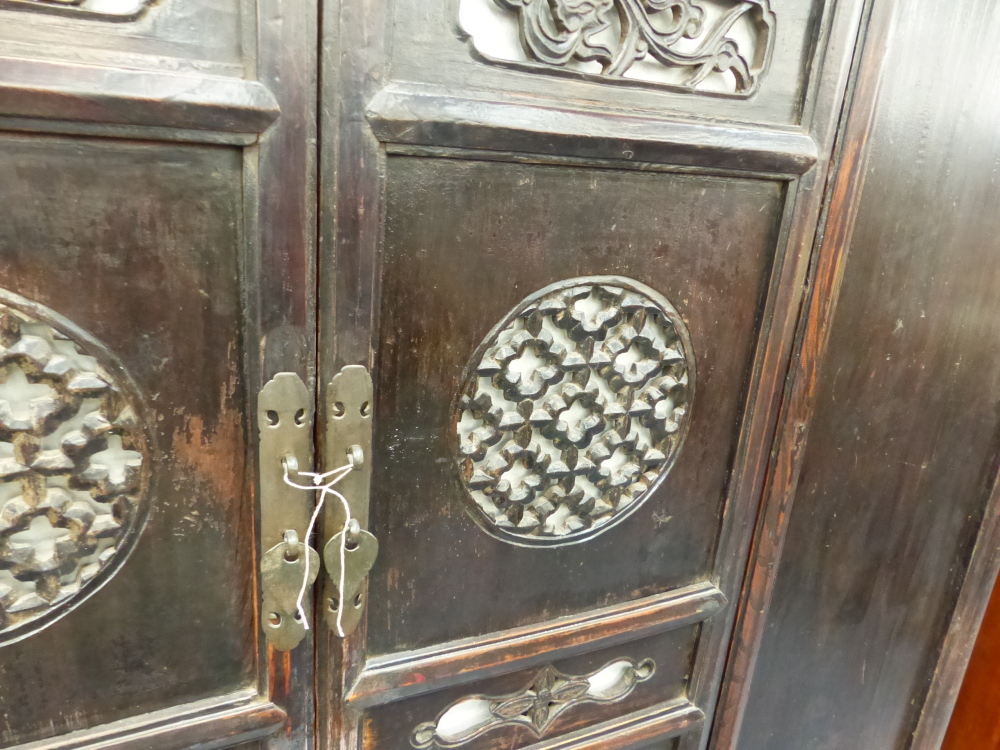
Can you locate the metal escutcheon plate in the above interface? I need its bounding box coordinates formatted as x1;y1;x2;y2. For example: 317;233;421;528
323;528;378;636
261;541;321;651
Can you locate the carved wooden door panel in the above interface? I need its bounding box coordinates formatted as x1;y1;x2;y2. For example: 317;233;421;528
0;0;317;748
317;1;867;749
5;3;999;750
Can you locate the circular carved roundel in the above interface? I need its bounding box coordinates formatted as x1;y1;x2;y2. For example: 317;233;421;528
454;276;695;546
0;290;152;644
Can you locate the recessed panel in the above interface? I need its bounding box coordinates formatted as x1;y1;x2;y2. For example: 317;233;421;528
0;133;253;746
0;0;244;76
390;0;827;126
364;627;698;750
369;155;783;653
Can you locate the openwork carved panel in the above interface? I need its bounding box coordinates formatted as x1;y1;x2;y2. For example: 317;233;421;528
0;0;154;21
0;290;152;643
454;277;694;546
412;658;655;748
459;0;775;96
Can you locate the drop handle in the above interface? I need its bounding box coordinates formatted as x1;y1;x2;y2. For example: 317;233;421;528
324;514;379;638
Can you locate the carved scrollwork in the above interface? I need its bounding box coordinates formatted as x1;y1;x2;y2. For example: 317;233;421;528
0;290;152;643
454;277;694;546
460;0;775;96
411;658;655;748
0;0;154;21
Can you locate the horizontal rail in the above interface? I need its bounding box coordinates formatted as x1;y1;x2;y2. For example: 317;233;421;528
368;83;818;177
349;581;725;708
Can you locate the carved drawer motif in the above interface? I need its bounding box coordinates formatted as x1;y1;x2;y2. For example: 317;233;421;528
454;276;694;546
412;658;655;747
459;0;775;96
0;290;152;643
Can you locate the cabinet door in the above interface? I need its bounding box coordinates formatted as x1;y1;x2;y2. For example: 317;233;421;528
0;0;316;748
317;1;865;748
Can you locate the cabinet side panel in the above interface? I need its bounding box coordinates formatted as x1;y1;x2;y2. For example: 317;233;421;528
736;2;1000;748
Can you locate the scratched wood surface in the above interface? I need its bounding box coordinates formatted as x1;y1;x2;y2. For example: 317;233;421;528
14;1;1000;749
0;135;255;746
317;0;867;748
728;1;1000;748
364;629;696;750
0;0;317;746
369;156;782;653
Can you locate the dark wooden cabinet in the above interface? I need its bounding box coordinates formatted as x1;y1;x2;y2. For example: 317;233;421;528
0;1;998;749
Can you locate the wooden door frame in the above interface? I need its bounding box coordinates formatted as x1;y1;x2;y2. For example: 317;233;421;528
252;0;319;746
316;1;868;749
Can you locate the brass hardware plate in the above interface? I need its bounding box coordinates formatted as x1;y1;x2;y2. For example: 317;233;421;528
260;533;321;651
258;373;316;651
324;526;379;636
322;365;375;635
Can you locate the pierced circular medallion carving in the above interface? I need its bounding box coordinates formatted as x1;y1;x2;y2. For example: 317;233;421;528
454;276;694;546
0;290;153;643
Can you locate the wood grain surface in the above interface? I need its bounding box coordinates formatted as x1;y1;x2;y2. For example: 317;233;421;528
730;1;1000;748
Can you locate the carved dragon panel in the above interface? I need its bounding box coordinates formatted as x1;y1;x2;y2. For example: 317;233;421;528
459;0;775;96
454;277;694;546
0;290;152;643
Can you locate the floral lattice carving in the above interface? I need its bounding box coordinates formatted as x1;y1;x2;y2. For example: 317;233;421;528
459;0;775;96
0;292;151;642
411;658;655;748
455;277;694;545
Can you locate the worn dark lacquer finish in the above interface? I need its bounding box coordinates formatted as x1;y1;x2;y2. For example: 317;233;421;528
370;156;781;652
319;0;867;747
17;0;1000;748
366;628;696;750
392;0;827;126
727;0;1000;748
0;0;317;746
0;135;254;745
